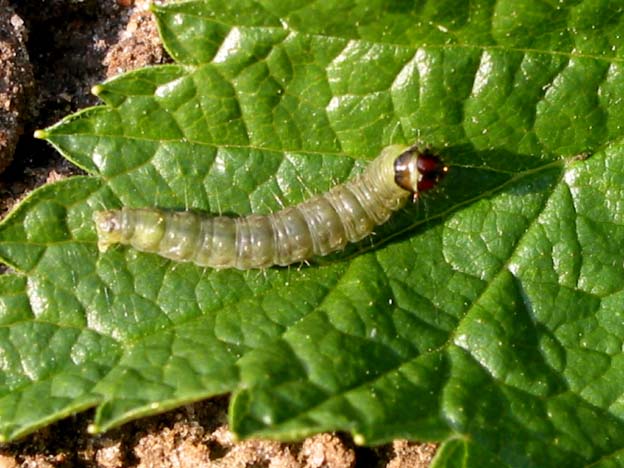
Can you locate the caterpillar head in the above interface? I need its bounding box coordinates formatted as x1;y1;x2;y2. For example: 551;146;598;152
394;147;447;198
93;210;123;252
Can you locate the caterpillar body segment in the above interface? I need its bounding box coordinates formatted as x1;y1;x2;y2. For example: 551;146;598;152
94;145;447;269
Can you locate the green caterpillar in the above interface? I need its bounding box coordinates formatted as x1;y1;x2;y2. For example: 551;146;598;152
94;145;447;269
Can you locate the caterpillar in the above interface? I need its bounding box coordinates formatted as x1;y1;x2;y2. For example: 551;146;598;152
93;145;447;269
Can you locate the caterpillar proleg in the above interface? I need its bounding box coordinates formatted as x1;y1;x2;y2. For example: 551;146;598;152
94;145;447;269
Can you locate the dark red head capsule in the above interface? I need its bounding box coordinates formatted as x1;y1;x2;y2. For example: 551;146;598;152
394;147;447;195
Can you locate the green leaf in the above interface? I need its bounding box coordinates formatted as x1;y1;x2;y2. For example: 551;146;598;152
2;1;624;466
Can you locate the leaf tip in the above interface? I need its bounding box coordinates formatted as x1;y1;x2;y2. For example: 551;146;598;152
91;85;104;97
87;423;99;435
33;129;47;140
353;433;366;445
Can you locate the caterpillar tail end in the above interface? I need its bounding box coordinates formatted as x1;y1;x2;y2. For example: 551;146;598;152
93;210;123;253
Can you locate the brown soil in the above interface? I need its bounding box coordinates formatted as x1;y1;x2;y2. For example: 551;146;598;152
0;1;438;466
0;0;34;176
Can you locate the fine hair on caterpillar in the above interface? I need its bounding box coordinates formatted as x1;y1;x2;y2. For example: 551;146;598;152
94;145;448;269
